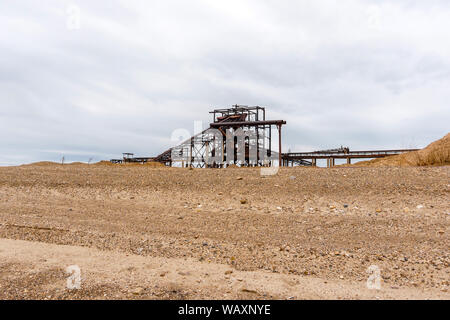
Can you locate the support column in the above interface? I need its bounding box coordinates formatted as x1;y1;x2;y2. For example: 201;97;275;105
347;157;351;165
205;141;209;168
278;125;282;167
189;138;193;168
222;139;225;166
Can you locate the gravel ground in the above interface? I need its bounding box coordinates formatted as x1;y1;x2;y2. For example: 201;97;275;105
0;164;448;299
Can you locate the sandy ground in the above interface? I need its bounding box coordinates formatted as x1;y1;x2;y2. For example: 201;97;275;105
0;164;448;299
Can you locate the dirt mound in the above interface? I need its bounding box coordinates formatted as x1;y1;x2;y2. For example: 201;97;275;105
94;160;116;166
355;133;450;167
94;160;164;167
66;162;88;166
24;160;165;167
25;161;90;167
142;161;165;167
24;161;61;166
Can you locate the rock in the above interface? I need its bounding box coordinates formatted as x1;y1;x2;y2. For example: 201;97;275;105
276;206;282;211
375;208;382;213
343;204;348;208
240;199;248;204
236;177;243;180
289;176;296;180
224;270;233;275
241;288;258;294
131;287;144;295
416;204;424;209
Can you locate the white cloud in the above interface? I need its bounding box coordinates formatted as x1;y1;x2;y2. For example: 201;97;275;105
0;0;449;164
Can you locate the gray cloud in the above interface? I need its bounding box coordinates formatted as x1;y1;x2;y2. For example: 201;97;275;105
0;0;449;165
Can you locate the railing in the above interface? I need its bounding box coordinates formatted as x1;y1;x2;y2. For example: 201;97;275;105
283;149;419;159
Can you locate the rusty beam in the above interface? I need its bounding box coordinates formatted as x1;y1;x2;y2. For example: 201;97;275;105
210;120;286;128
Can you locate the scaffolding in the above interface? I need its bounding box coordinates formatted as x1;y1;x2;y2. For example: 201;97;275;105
155;105;286;168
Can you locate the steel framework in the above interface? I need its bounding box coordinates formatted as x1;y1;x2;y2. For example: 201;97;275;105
154;105;286;167
110;105;419;168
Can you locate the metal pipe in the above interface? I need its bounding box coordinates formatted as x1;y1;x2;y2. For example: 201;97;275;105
210;120;286;127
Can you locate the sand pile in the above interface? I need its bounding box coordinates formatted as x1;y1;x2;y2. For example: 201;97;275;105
94;160;164;167
355;133;450;167
22;160;165;167
25;161;89;166
25;161;59;166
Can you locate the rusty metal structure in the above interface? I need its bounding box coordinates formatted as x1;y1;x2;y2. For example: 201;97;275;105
110;153;157;164
155;105;286;167
110;104;419;168
282;148;419;167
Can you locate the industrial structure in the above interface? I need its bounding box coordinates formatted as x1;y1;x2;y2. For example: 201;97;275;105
110;105;418;167
156;105;285;167
282;147;419;167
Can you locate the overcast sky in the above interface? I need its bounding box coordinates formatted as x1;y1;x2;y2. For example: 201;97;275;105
1;0;449;165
